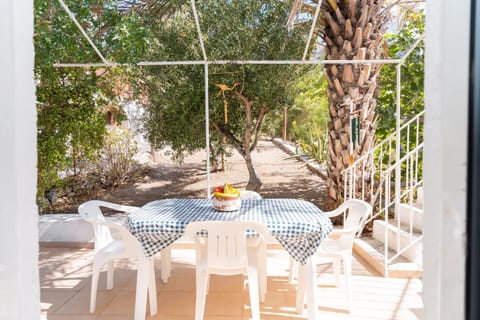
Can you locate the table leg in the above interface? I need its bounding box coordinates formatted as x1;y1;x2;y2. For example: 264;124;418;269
161;246;172;283
296;255;317;320
135;255;149;320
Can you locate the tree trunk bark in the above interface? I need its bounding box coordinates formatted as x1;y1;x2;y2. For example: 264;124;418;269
242;93;262;191
245;154;262;191
321;0;388;203
211;91;267;192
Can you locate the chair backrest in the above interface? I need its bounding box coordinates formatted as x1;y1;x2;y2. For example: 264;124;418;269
185;220;268;275
342;199;372;233
78;200;141;254
333;199;372;251
240;190;262;200
78;200;113;251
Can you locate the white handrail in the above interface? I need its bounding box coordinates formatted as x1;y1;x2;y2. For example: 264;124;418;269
342;109;424;276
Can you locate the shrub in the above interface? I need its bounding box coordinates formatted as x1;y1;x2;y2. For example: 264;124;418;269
95;126;139;188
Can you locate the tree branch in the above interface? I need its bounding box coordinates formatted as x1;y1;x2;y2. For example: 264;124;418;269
250;105;268;152
211;122;246;157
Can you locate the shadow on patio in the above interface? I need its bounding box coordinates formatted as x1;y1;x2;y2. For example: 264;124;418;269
40;246;422;320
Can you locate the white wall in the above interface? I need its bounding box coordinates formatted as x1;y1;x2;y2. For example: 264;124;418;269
0;0;39;319
424;0;469;319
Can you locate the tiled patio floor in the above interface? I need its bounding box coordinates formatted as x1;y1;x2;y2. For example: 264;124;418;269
40;246;423;320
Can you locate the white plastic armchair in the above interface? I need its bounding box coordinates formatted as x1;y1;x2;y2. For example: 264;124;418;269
239;189;267;297
240;190;262;200
78;200;169;317
292;199;372;312
185;220;269;320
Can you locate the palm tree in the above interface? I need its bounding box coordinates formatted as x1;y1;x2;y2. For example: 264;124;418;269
297;0;390;202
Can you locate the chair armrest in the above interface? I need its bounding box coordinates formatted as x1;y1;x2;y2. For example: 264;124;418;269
95;200;140;213
323;210;342;218
322;202;349;218
329;226;357;237
95;220;135;239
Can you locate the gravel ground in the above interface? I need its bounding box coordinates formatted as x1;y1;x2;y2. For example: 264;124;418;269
50;139;331;213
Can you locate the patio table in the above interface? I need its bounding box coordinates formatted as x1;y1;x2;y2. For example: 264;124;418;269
125;198;333;320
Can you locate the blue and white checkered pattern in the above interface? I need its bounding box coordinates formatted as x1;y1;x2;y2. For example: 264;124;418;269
125;198;333;265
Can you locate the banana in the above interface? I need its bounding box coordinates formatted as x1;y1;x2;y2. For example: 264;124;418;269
214;191;239;199
214;183;240;199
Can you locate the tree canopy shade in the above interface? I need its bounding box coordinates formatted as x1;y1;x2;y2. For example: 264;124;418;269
45;0;424;198
35;0;109;195
34;0;149;198
136;0;312;190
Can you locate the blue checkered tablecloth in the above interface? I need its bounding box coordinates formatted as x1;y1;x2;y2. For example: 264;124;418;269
125;198;333;264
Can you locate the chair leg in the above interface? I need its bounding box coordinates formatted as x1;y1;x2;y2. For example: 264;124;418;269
295;264;305;314
134;256;149;320
195;269;209;320
304;256;318;320
90;260;101;313
344;257;352;312
161;246;171;283
333;258;341;287
289;257;297;283
106;260;114;290
257;242;267;303
148;259;158;316
247;265;260;320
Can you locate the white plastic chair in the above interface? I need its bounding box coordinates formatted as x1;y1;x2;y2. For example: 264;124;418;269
292;199;372;312
78;200;170;317
239;190;267;299
185;220;269;320
240;190;262;200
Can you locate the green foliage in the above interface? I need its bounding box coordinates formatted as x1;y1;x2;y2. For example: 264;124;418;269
375;10;425;183
34;0;126;198
377;11;425;141
36;68;107;194
295;133;328;166
288;65;329;143
137;0;310;159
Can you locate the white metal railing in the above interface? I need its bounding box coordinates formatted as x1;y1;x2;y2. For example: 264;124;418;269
342;110;424;276
381;143;423;276
343;110;424;212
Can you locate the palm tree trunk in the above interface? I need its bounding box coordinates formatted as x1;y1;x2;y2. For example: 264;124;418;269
322;0;388;202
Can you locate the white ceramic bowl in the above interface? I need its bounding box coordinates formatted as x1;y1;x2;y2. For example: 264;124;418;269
213;195;241;211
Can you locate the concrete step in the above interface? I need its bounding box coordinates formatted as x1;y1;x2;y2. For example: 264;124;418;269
372;219;422;262
417;186;424;207
354;237;423;278
396;202;423;230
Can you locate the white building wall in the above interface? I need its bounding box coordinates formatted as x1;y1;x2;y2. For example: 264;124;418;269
424;0;469;319
0;0;39;319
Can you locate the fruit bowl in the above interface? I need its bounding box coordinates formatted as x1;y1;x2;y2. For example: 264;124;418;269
212;184;241;211
213;194;241;211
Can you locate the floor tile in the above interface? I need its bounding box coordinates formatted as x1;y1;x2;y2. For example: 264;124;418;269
39;247;423;320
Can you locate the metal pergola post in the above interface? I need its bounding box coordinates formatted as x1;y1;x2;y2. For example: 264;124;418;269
204;63;211;197
395;63;402;218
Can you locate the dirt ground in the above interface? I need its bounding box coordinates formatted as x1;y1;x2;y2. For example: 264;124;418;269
51;139;331;213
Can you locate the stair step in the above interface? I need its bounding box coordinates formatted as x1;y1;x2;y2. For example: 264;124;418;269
377;218;422;235
372;219;423;262
396;202;423;230
417;186;424;207
354;237;423;278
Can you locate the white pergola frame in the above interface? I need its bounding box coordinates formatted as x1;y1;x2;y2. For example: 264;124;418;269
54;0;424;199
